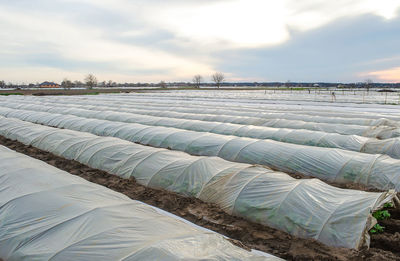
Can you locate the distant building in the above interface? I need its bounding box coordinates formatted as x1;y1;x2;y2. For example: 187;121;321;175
39;81;60;88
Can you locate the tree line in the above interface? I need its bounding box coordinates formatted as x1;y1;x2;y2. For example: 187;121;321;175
0;72;226;90
192;72;225;88
4;74;394;90
61;72;226;90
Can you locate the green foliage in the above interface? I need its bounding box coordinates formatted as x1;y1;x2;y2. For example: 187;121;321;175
370;224;385;234
373;210;391;220
0;93;23;96
82;92;100;95
384;202;394;208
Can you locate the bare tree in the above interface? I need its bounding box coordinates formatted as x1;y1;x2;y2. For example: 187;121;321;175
211;72;224;88
107;80;114;87
0;80;5;89
192;75;203;88
85;74;97;89
61;78;73;90
365;79;373;93
74;80;83;87
159;81;167;88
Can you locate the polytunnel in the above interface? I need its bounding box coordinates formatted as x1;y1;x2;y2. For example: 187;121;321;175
69;96;400;121
81;90;400;106
1;107;400;191
22;96;399;127
0;116;395;249
1;99;399;139
12;90;399;116
7;94;400;121
0;145;278;260
60;94;400;120
20;90;398;109
1;103;400;160
73;105;400;139
88;103;399;127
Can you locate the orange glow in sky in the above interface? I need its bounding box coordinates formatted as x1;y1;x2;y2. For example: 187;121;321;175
367;67;400;83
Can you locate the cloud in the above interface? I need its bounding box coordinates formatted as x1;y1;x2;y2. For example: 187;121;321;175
215;11;400;82
365;67;400;82
0;0;399;82
146;0;400;48
0;2;214;82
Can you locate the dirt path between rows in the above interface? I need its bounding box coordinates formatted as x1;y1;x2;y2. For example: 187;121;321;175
1;136;399;260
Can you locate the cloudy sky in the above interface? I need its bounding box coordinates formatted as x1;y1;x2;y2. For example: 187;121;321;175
1;0;399;83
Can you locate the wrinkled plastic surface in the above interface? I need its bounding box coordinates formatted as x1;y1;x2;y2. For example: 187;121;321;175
1;97;399;139
0;116;394;249
29;92;400;119
39;96;400;128
89;89;400;106
82;89;400;108
1;100;400;158
0;146;277;261
5;96;400;127
4;91;400;116
58;99;399;126
1;107;400;191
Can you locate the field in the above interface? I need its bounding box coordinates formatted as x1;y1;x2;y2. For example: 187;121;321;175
0;89;399;260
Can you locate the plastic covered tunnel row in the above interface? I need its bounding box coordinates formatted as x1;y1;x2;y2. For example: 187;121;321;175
1;99;399;139
0;145;278;261
1;107;400;192
30;98;400;127
69;104;400;139
7;94;400;121
0;116;395;249
1;102;400;160
67;89;400;107
81;102;400;126
6;90;400;115
63;95;400;121
4;95;398;127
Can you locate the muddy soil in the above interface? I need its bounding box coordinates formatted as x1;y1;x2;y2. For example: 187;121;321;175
0;136;399;260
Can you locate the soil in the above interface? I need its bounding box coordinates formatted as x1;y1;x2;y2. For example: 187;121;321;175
0;136;399;260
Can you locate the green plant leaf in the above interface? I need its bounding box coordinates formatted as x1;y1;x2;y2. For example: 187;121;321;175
384;202;394;208
373;210;391;220
370;224;385;234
